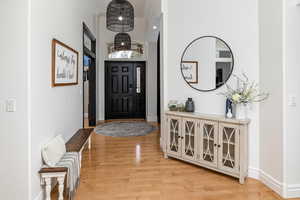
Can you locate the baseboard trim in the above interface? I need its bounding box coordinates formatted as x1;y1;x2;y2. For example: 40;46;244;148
248;167;260;179
147;115;158;122
259;170;283;196
247;167;285;197
248;168;300;198
96;120;105;125
34;191;43;200
286;184;300;198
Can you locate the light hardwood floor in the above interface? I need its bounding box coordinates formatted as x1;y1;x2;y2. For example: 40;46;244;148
52;121;296;200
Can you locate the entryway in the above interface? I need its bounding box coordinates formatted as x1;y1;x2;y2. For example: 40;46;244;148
105;61;146;120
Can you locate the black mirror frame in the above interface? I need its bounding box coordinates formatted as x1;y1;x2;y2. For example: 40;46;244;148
180;35;234;92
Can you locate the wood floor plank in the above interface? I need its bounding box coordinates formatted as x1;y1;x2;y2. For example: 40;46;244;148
51;121;298;200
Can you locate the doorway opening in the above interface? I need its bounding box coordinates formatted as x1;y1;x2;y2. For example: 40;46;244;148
82;23;96;127
105;61;146;120
96;1;163;125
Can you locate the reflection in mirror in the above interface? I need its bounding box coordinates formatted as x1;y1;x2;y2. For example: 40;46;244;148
181;36;234;92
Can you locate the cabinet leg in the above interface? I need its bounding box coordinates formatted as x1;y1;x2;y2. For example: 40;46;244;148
164;153;168;159
239;176;245;184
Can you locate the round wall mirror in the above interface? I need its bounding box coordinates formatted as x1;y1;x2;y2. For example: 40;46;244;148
181;36;234;92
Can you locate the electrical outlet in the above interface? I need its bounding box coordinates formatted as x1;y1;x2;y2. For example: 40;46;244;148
6;98;17;112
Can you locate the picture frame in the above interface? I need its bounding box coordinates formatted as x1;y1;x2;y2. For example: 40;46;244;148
52;39;79;87
83;33;92;51
181;61;198;84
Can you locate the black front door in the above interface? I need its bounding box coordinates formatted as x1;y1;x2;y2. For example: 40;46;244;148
105;61;146;119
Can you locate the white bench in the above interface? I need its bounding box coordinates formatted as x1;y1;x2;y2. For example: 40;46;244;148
39;128;93;200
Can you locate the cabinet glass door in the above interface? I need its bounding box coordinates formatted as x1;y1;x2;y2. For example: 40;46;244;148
198;121;218;167
218;123;240;174
182;119;197;160
167;116;181;157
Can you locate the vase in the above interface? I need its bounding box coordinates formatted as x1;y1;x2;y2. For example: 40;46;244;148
235;104;248;120
185;98;195;112
225;98;233;118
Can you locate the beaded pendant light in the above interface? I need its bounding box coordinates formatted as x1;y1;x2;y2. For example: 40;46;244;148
114;33;131;50
106;0;134;32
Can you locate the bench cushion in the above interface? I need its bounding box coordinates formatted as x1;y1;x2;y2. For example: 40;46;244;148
66;128;93;152
42;135;66;167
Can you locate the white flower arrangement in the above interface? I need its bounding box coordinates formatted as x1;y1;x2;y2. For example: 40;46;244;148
220;73;269;105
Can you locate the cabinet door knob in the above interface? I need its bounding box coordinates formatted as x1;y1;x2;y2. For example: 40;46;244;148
214;144;217;147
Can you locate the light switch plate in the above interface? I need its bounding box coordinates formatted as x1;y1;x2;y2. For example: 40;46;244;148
288;95;297;107
6;98;17;112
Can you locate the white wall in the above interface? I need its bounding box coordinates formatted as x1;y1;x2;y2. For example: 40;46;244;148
163;0;260;173
30;0;99;199
0;0;30;199
285;0;300;197
259;0;285;195
147;42;158;121
144;0;161;42
258;0;300;197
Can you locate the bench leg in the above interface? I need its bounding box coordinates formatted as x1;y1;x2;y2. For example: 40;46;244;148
79;151;82;168
57;176;65;200
45;177;51;200
88;136;91;150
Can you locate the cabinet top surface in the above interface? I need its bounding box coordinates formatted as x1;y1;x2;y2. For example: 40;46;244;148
165;111;250;125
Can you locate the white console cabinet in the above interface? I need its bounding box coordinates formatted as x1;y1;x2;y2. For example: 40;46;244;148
164;111;250;184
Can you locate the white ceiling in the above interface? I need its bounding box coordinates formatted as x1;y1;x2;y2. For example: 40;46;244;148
98;0;146;18
96;0;161;42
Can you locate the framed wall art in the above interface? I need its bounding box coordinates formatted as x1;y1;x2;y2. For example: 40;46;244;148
52;39;79;87
181;61;198;84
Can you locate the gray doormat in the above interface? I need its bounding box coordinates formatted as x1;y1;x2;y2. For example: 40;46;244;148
94;122;157;137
